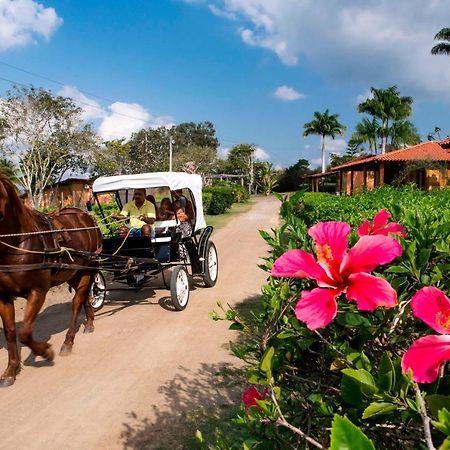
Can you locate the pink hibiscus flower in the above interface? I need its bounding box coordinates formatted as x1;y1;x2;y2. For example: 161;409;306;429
271;221;402;330
242;386;268;414
357;209;405;238
402;287;450;383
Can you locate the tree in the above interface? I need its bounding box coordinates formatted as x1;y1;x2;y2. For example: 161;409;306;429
90;139;133;177
172;145;217;177
357;86;413;154
389;120;420;148
351;117;379;154
0;157;20;183
255;162;279;195
277;159;311;192
303;110;346;173
431;28;450;55
227;143;256;192
0;86;100;207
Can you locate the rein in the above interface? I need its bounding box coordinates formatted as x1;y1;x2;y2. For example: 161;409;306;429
0;225;100;238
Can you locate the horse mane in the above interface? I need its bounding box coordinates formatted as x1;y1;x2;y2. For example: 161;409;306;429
0;173;39;231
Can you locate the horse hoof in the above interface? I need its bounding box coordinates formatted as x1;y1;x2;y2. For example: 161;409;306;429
59;344;72;357
0;377;15;388
43;346;55;361
84;325;95;334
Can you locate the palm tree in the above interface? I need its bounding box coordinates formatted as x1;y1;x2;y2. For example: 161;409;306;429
358;86;413;154
431;28;450;55
390;120;420;148
0;157;20;183
351;117;379;154
303;110;346;173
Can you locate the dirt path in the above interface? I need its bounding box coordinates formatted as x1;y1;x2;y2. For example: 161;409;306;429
0;196;279;450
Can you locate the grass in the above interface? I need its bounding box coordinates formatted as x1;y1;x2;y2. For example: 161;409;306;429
205;198;255;230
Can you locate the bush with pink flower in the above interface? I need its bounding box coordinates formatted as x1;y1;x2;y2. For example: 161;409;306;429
206;187;450;449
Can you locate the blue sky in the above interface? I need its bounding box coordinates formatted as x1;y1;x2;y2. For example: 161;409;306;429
1;0;450;169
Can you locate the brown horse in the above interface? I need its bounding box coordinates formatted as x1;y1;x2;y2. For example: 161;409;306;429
0;174;102;387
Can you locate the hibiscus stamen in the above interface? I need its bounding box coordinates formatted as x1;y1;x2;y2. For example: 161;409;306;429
315;243;333;266
436;310;450;333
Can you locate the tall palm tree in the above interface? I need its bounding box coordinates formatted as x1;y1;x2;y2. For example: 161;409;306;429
303;110;346;173
390;120;420;148
431;28;450;55
358;86;413;154
0;157;20;183
351;117;379;154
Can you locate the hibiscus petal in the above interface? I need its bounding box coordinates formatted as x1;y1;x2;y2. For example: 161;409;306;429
378;223;406;238
295;288;338;330
410;287;450;334
346;272;397;311
308;221;351;265
340;235;402;276
372;209;390;230
401;335;450;383
242;386;266;414
271;249;333;285
357;219;371;237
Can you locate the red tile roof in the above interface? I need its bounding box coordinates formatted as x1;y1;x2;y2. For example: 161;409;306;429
377;141;450;161
331;140;450;171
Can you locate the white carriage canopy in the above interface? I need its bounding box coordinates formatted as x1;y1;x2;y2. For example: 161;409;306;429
92;172;207;231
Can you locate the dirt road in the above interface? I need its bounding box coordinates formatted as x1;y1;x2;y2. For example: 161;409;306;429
0;195;279;450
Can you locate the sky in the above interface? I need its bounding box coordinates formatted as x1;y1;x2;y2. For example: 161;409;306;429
1;0;450;170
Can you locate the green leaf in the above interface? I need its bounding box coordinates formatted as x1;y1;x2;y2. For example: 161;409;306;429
427;395;450;419
342;369;378;397
377;352;395;392
432;408;450;436
228;322;244;331
276;329;295;339
362;402;398;419
330;415;375;450
386;265;410;274
439;438;450;450
246;369;267;385
260;346;275;376
341;372;363;406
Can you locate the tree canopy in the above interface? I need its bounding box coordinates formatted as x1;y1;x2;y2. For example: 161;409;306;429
0;86;99;206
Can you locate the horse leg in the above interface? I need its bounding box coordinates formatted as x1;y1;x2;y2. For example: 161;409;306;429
83;283;95;334
0;299;20;387
60;273;93;356
18;289;54;362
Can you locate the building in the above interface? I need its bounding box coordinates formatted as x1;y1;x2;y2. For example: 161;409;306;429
309;139;450;195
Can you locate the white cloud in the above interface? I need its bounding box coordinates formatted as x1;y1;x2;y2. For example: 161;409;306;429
208;4;236;20
188;0;450;101
0;0;62;51
326;138;347;154
274;85;304;101
59;85;106;121
218;146;230;159
254;146;270;161
356;89;374;104
59;85;174;141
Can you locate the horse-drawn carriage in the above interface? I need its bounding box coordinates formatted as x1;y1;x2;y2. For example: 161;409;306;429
0;171;218;386
89;171;219;311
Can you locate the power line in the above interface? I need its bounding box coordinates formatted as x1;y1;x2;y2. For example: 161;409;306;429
0;62;252;145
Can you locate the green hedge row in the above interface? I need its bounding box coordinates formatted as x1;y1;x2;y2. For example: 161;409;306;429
203;182;249;215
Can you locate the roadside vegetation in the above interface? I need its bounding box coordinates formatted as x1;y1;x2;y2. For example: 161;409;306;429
204;185;450;449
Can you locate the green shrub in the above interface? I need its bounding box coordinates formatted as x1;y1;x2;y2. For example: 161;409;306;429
203;186;235;215
209;187;450;449
212;180;249;203
202;192;213;213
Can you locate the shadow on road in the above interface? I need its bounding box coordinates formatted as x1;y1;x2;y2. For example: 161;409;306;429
121;362;246;450
119;294;265;449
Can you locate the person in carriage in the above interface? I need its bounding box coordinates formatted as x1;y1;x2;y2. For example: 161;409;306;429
111;188;156;237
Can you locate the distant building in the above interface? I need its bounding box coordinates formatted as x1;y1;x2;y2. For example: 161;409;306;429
308;139;450;195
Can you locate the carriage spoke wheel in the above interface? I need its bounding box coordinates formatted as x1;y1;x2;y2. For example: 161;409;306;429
170;266;190;311
203;241;218;287
89;271;107;312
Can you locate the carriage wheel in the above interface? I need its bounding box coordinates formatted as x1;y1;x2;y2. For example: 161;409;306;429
170;266;190;311
203;241;218;287
89;271;107;312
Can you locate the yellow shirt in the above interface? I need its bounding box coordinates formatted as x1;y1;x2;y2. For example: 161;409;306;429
120;200;156;228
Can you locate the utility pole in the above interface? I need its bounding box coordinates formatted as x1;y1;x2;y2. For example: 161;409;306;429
249;151;254;195
169;136;173;171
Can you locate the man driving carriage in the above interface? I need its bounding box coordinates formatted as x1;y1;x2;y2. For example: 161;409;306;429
111;188;156;237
